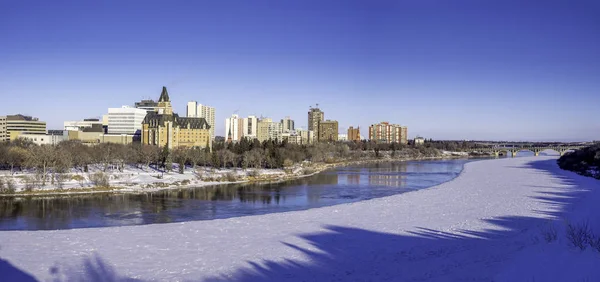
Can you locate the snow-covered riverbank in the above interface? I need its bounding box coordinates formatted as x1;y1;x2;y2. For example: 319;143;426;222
1;156;599;281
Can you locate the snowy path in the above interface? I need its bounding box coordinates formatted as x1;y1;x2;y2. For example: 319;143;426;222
1;156;600;281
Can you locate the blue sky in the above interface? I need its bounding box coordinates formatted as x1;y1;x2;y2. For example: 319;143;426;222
1;0;599;141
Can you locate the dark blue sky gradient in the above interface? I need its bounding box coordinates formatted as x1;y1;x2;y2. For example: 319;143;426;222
1;0;599;141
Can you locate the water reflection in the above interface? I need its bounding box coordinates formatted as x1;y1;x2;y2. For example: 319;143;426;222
0;159;472;230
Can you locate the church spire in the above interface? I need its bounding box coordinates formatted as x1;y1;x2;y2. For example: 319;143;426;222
159;86;170;102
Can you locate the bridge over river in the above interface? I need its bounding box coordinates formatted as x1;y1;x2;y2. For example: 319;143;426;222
475;145;584;157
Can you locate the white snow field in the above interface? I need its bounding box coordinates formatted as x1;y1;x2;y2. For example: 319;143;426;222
1;156;600;281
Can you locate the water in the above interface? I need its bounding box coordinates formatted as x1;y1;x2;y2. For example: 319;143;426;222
0;159;474;231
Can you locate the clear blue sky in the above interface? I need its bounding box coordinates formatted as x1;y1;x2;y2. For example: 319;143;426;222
1;0;599;141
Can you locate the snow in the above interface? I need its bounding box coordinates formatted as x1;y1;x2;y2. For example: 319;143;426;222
1;156;600;281
0;165;290;194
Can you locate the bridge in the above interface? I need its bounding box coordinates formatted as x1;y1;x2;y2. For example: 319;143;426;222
474;145;584;157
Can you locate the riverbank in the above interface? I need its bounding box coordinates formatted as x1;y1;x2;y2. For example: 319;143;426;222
0;152;477;197
2;156;599;281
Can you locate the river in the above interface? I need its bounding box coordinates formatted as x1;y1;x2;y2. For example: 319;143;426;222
0;159;478;230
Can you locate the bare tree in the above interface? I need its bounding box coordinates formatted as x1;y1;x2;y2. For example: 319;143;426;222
26;145;55;186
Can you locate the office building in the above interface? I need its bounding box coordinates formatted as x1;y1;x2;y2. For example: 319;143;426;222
142;87;211;149
0;114;47;141
281;116;295;133
308;106;324;140
348;126;361;142
318;120;339;142
107;106;147;135
368;122;408;144
187;101;216;140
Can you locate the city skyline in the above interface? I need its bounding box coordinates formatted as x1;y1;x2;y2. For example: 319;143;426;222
2;1;599;141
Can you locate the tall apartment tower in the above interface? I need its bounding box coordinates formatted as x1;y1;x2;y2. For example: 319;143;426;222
308;106;324;141
225;114;242;142
187;101;216;140
348;126;361;142
243;115;258;139
281;116;295;133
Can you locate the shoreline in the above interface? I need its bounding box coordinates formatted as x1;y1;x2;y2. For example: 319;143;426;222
2;156;590;281
0;154;484;198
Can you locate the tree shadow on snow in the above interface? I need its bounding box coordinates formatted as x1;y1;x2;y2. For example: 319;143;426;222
9;158;598;282
0;257;38;282
201;158;600;282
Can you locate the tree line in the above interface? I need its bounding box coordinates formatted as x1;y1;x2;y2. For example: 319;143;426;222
557;144;600;179
0;138;480;176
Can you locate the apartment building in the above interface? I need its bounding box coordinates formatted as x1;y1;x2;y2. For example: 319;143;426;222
348;126;361;142
257;118;282;142
368;122;408;144
318;120;338;142
187;101;216;140
281;116;295;133
308;106;324;139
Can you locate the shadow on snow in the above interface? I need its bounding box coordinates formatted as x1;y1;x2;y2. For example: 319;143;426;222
2;158;599;281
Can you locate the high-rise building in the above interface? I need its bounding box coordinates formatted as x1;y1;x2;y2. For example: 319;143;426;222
107;106;148;135
281;116;295;133
142;87;211;149
318;120;339;142
0;114;47;141
135;99;159;113
368;122;408;144
257;118;282;142
242;115;258;139
187;101;216;140
225;114;242;142
348;126;361;142
308;106;324;140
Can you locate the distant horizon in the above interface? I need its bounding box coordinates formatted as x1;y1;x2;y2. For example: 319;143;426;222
2;1;599;141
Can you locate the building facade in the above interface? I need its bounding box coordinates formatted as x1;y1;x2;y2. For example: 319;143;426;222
187;101;216;140
107;106;147;135
338;134;348;141
318;120;339;142
308;107;324;140
225;114;242;142
142;87;211;149
242;115;258;139
0;116;6;141
64;119;104;132
281;116;295;133
257;118;282;142
414;137;425;145
0;115;47;141
348;126;361;142
368;122;408;144
19;131;67;146
295;128;314;145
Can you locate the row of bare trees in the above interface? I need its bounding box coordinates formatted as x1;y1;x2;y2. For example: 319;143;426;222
0;139;445;178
